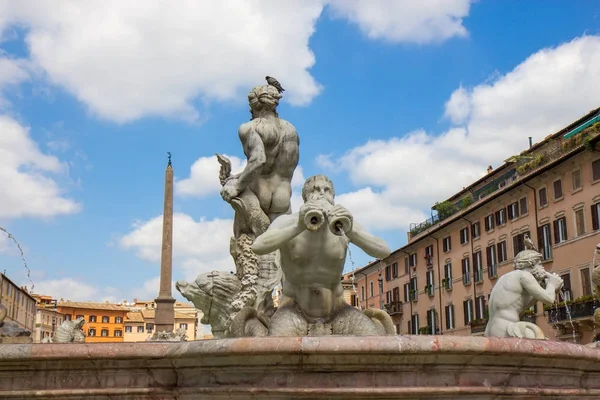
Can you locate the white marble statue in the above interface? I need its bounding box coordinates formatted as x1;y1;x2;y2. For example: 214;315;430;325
485;249;564;339
250;175;395;336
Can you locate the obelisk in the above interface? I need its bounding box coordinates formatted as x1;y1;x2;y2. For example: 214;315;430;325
154;152;175;333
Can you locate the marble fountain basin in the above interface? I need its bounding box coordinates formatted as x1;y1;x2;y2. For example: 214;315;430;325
0;335;599;399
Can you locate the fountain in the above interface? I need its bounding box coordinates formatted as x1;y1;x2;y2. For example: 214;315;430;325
1;79;600;399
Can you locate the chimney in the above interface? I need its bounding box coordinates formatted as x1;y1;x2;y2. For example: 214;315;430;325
487;165;493;174
528;137;533;148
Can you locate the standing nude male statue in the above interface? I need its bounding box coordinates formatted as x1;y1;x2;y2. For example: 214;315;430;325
485;249;564;339
219;84;299;238
252;175;394;336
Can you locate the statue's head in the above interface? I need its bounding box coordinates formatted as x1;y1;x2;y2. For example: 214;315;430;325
514;249;546;281
302;175;335;204
73;317;85;330
248;85;282;119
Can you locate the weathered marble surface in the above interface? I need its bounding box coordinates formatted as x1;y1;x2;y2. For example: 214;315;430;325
1;336;600;399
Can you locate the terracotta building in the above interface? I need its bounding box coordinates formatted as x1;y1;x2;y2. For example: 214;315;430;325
0;272;36;331
57;301;128;343
351;107;600;344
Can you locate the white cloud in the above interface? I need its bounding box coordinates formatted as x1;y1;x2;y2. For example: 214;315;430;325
291;165;306;188
320;35;600;231
176;154;245;198
0;115;81;218
0;1;473;123
327;0;472;44
0;54;30;107
34;278;120;303
120;213;234;280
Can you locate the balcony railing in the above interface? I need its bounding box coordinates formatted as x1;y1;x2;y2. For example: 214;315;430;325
546;299;596;323
520;313;536;324
384;301;403;316
470;319;487;334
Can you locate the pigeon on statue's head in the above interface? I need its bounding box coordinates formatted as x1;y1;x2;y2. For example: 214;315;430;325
265;76;285;93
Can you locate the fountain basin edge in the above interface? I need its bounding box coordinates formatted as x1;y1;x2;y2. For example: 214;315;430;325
1;335;599;399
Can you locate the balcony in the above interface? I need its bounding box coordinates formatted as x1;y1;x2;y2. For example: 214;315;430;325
384;301;403;316
470;319;487;335
545;298;596;341
418;325;440;335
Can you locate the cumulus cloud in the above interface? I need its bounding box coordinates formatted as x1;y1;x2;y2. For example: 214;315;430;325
0;115;81;218
0;54;30;108
327;0;472;44
176;155;245;198
34;278;120;303
0;1;473;123
320;35;600;231
120;213;234;280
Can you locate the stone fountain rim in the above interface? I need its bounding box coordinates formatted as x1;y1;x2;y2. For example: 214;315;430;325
3;335;600;363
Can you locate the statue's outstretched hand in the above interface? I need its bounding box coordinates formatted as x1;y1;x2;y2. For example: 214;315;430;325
220;180;240;202
326;205;354;232
547;273;564;291
299;200;323;229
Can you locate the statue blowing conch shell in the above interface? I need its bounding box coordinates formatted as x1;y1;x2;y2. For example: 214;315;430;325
177;79;395;337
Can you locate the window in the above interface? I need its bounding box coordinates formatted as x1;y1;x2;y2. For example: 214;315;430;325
101;329;109;337
475;295;486;320
471;222;481;239
592;202;600;231
485;214;495;231
442;236;451;252
486;244;497;278
473;251;483;283
370;281;374;298
575;208;585;236
507;202;519;220
462;258;471;285
445;304;455;330
426;270;435;297
572;169;582;190
537;224;553;260
410;314;419;335
114;329;122;337
426;309;437;334
76;314;84;320
561;273;572;301
593;159;600;182
463;299;474;325
146;323;154;333
385;290;392;304
581;268;592;297
385;265;391;281
403;283;410;302
495;208;506;226
512;231;530;257
392;287;400;302
497;241;508;263
391;262;398;278
115;316;123;324
519;197;528;215
409;253;417;268
102;316;110;323
125;326;132;333
553;217;567;244
409;277;418;301
88;328;96;336
137;326;144;333
404;258;410;275
553;179;563;199
538;187;547;207
89;315;97;323
425;245;434;266
460;227;469;245
444;263;452;290
180;323;188;330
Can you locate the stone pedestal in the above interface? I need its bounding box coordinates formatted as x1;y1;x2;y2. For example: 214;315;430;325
153;296;175;333
1;336;600;399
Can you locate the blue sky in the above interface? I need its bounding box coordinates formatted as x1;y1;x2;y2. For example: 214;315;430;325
0;1;599;303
